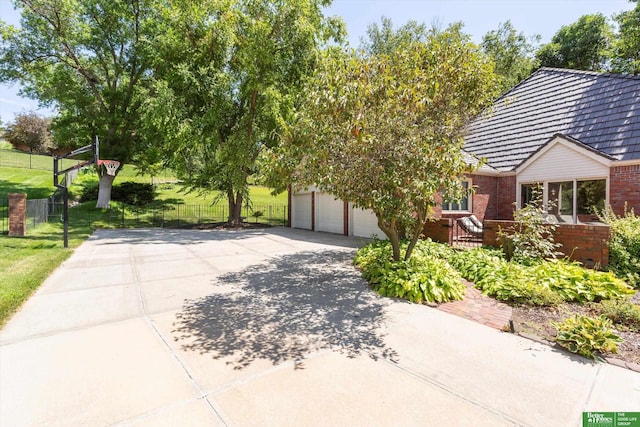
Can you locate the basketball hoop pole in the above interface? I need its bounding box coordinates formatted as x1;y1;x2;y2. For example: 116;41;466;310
53;136;99;248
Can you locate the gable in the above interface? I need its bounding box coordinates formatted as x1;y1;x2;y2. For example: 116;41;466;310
517;135;610;182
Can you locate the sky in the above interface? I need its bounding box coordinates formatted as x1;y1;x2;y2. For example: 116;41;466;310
0;0;635;124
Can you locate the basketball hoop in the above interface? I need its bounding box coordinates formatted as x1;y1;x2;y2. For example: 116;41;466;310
98;159;121;176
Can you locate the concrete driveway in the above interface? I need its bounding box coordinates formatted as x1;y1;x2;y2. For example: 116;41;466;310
1;228;639;426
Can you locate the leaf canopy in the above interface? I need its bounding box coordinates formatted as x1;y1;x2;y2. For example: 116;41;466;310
281;25;497;259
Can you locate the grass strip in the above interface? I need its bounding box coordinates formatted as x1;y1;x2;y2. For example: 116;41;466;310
0;222;93;328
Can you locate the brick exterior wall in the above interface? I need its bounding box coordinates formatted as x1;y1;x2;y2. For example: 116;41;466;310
437;174;499;222
496;175;516;220
610;165;640;216
8;193;27;237
469;174;496;221
422;218;453;244
483;220;610;268
435;173;516;222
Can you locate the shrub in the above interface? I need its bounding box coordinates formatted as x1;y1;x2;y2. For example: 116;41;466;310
600;207;640;288
448;248;634;306
475;262;564;306
74;177;99;202
354;239;465;303
598;299;640;332
251;210;264;222
528;260;635;303
448;247;505;284
76;180;155;206
553;314;622;361
497;185;562;263
111;182;155;206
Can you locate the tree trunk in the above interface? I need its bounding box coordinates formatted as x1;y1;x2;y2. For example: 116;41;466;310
96;174;116;208
377;217;402;261
404;220;426;261
404;207;428;261
227;189;244;227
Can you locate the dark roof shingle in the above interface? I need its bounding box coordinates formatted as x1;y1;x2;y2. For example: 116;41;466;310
464;67;640;171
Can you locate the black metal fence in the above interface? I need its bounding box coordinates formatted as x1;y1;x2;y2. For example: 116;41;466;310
48;201;288;228
2;196;288;235
0;149;82;171
0;198;6;234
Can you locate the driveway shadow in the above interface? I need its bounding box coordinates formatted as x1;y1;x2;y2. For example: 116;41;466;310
172;250;398;369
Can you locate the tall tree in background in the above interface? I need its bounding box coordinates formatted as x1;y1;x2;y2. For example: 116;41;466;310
4;112;54;154
0;0;163;207
279;26;497;261
359;16;428;56
612;0;640;74
144;0;344;226
481;21;539;93
536;13;613;71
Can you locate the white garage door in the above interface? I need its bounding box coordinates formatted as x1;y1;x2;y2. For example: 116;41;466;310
351;207;385;239
292;193;312;230
316;193;344;234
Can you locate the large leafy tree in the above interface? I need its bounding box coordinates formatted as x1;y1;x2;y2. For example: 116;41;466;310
0;0;163;207
279;26;497;261
144;0;343;226
4;112;54;154
481;21;539;93
536;14;613;71
359;16;428;56
612;0;640;74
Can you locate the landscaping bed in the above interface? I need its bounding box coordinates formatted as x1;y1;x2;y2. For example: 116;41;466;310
355;239;640;367
511;291;640;366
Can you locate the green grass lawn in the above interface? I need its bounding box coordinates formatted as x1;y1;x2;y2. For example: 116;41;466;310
154;182;286;205
0;167;56;199
0;221;94;328
71;166;287;206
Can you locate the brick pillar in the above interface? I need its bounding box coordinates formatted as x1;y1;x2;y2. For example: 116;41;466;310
8;193;27;237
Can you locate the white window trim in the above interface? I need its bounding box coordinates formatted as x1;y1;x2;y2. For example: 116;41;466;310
442;179;473;213
516;177;608;224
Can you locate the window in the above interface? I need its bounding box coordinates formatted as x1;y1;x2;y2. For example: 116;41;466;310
577;179;606;217
518;179;607;224
443;181;471;212
548;181;574;223
520;183;541;208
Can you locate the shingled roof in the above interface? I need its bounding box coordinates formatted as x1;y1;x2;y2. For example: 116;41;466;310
464;67;640;172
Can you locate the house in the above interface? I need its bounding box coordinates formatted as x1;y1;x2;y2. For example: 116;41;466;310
290;67;640;239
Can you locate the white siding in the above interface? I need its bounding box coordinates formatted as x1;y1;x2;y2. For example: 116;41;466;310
291;193;312;230
316;193;344;234
518;141;609;183
350;206;385;239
